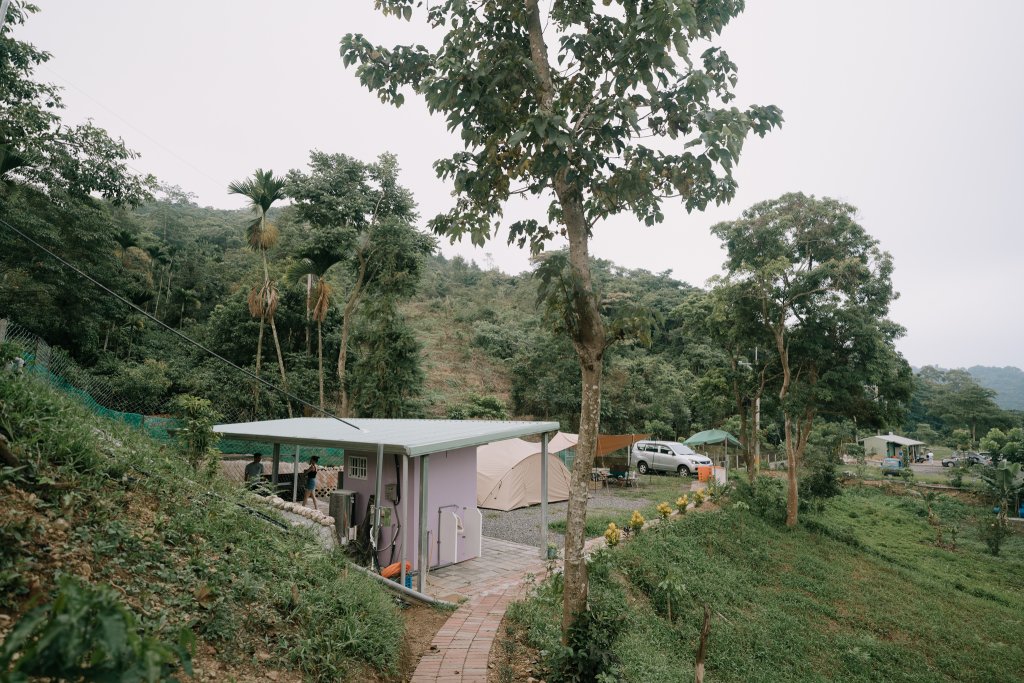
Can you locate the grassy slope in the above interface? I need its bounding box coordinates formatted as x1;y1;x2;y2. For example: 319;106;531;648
511;486;1024;683
0;374;404;682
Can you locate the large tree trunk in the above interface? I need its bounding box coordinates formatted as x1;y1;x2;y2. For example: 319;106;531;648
268;314;293;418
317;319;324;411
784;412;799;526
524;0;607;638
556;191;605;637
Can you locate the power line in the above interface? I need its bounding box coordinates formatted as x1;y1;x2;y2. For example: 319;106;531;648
0;215;363;432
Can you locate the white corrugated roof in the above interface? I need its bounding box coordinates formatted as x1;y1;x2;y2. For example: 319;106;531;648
213;417;560;457
860;433;925;446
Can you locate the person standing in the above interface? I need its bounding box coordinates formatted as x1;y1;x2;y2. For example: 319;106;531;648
303;456;320;509
244;454;264;483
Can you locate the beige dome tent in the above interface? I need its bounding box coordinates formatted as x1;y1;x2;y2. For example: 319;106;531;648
476;435;574;511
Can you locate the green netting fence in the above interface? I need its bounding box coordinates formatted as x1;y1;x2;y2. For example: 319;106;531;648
0;318;344;466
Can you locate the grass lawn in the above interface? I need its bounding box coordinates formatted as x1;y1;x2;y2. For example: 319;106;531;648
510;484;1024;683
548;473;696;537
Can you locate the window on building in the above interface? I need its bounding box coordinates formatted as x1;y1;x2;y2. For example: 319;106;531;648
348;455;367;480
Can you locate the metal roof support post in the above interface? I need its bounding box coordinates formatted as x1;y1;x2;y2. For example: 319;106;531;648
400;454;408;589
417;454;429;594
540;432;549;558
271;443;280;489
293;446;300;503
373;443;384;570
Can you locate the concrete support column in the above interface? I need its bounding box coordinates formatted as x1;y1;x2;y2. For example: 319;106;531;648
417;454;429;594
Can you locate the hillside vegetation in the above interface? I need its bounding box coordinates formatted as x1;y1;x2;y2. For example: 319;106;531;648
0;373;407;682
969;366;1024;411
507;485;1024;683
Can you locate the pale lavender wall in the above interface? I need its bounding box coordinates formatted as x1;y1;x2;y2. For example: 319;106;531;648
343;446;478;570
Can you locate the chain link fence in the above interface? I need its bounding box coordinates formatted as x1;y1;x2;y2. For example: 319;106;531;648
0;317;344;468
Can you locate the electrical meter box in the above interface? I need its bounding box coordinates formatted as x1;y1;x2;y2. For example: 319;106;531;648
384;483;398;503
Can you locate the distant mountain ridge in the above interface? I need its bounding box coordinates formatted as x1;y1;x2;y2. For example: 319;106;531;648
968;365;1024;411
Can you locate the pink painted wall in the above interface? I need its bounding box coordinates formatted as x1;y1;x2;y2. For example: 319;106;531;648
342;447;478;570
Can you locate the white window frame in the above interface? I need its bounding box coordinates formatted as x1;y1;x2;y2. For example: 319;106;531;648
347;455;367;480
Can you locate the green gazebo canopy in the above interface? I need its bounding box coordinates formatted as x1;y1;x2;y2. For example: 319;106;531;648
684;429;742;448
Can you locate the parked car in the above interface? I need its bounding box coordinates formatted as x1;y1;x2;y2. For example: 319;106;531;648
881;457;907;477
629;441;712;476
967;452;992;466
941;455;961;468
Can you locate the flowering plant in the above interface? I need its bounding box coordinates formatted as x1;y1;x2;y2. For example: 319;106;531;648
692;490;705;507
629;510;645;532
675;495;689;513
604;522;621;547
656;502;672;519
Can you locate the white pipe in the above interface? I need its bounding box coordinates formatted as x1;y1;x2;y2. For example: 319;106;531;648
348;562;454;607
292;446;300;503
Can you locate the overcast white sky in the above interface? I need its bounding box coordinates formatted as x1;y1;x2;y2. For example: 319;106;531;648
16;1;1024;370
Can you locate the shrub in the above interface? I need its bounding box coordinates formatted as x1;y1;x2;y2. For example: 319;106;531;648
0;576;193;682
692;490;706;508
733;476;787;524
169;394;221;473
675;494;689;513
656;502;672;520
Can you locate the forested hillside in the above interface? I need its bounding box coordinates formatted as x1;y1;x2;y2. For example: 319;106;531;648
969;365;1024;411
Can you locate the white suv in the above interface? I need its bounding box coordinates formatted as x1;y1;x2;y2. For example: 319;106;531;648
630;441;712;476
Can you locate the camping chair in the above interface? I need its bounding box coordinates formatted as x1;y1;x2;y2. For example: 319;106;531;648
623;470;638;488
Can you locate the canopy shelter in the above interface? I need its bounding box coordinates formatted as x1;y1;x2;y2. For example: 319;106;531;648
546;432;650;468
214;417;558;598
684;429;742;448
477;438;572;510
685;429;742;472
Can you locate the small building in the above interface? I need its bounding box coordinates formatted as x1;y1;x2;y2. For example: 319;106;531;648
861;432;926;460
213;416;558;595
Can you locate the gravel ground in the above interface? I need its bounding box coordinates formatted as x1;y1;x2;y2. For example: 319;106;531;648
481;488;657;548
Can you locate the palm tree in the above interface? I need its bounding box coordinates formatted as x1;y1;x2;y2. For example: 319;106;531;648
288;252;343;410
228;169;292;416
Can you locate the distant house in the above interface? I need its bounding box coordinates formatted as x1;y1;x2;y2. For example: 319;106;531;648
860;432;926;460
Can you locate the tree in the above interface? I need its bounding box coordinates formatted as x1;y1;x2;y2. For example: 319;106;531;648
341;0;781;632
227;169;291;416
712;193;911;526
286;152;430;416
287;239;345;411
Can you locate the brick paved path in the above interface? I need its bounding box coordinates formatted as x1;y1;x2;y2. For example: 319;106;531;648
410;559;544;682
410;471;714;682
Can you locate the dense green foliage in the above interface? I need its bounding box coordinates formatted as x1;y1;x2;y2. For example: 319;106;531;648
0;373;404;681
510;488;1024;682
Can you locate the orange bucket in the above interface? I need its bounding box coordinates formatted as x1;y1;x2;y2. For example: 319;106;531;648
697;465;712;482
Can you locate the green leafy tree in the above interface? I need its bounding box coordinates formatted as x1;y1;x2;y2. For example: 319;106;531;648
170;394;221;474
977;461;1024;555
286;152;431;416
347;297;425;418
712;193;911;526
341;0;781;631
227;169;291;415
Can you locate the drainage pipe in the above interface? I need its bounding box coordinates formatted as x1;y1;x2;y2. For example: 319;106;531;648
348;562;455;607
